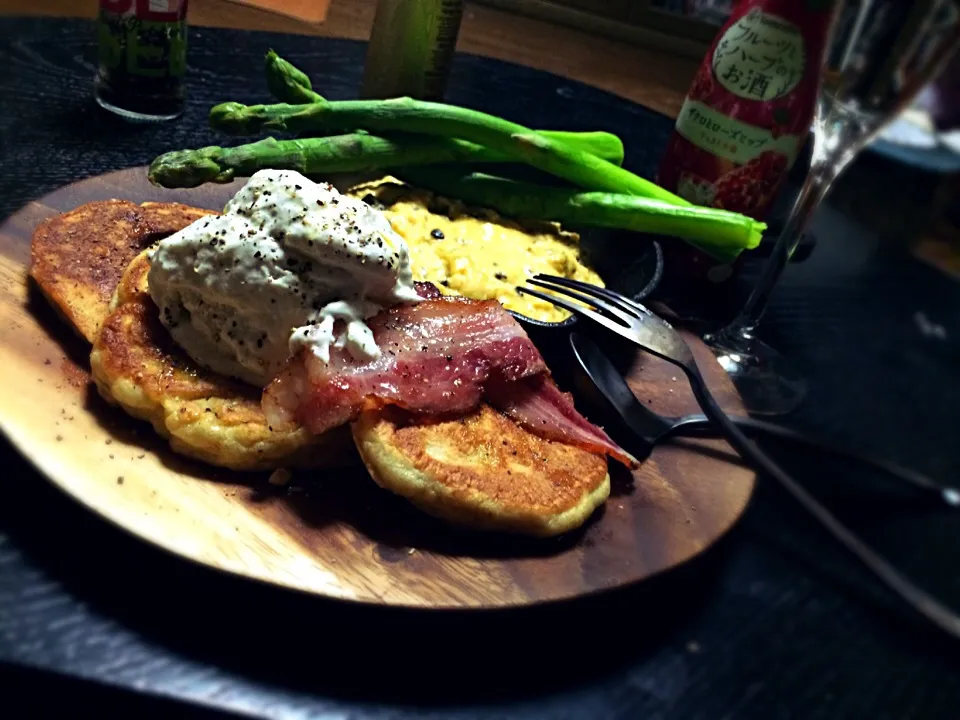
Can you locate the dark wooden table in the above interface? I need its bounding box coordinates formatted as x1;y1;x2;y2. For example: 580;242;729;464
4;0;701;117
2;18;960;720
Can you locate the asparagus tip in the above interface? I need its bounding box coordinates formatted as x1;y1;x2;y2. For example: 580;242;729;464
147;147;228;189
209;102;250;132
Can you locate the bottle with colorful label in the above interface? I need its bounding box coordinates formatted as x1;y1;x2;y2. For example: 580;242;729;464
656;0;835;283
95;0;188;121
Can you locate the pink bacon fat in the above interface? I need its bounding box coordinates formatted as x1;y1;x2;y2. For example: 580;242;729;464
262;284;636;468
486;375;637;468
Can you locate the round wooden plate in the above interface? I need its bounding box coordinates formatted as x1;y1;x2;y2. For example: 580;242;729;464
0;167;755;609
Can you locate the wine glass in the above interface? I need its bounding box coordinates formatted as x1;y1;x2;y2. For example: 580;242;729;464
705;0;960;415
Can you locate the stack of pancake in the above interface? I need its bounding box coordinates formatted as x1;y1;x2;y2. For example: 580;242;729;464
30;196;610;536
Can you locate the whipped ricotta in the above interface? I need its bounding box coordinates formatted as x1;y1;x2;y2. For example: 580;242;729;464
148;169;420;387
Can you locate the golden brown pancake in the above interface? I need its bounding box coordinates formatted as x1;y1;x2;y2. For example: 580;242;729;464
139;201;215;238
30;200;216;343
33;194;607;526
90;250;354;471
352;404;610;536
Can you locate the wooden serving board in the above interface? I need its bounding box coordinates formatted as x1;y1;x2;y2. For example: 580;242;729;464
0;168;755;609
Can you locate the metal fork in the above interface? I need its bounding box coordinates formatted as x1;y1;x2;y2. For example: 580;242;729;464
519;273;960;639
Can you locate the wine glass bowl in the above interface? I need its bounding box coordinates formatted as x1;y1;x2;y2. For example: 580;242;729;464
706;0;960;415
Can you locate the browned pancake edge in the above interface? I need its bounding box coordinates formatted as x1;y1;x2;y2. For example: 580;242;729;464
29;199;216;343
90;249;354;472
352;405;610;536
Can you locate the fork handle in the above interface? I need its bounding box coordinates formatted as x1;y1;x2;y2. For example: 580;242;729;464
683;363;960;640
665;414;958;507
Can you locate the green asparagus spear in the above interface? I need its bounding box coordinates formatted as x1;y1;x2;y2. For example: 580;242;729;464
526;130;623;165
264;50;325;104
399;167;763;261
252;56;630;166
211;102;626;167
209;99;680;203
262;57;627;165
261;56;631;172
148;130;624;188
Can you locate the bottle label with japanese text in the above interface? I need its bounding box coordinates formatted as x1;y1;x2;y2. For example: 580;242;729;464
674;99;801;167
657;1;830;220
713;9;806;102
655;0;833;283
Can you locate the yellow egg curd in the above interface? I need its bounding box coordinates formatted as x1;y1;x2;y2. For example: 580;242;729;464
348;179;604;323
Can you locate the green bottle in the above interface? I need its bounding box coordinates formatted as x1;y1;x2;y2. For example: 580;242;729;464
361;0;464;101
95;0;188;121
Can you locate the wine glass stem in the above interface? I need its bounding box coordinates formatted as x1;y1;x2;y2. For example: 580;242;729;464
722;143;846;341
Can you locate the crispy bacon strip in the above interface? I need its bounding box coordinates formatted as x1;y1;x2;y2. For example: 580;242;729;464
263;285;635;467
264;293;545;427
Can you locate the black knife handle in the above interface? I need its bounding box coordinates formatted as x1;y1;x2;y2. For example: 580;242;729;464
668;415;958;507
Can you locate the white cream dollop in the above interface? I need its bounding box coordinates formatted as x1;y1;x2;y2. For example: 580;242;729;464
147;169;420;387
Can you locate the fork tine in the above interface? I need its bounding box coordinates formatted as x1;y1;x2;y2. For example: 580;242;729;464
517;286;639;344
533;274;650;317
526;277;637;325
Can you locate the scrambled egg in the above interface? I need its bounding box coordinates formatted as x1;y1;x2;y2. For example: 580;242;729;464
348;179;604;323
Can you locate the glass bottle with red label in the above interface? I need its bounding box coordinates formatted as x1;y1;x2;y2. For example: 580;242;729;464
95;0;189;121
656;0;835;283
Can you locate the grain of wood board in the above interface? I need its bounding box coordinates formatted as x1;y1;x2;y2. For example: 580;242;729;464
0;167;754;608
4;0;696;116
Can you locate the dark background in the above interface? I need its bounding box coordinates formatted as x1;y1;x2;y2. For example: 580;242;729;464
2;18;960;719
